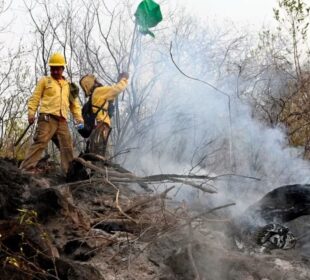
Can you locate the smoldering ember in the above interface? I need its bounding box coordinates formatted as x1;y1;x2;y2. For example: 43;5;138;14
1;0;310;279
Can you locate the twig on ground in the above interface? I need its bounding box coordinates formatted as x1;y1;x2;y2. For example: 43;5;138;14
115;189;138;224
172;178;217;193
124;186;175;213
186;203;236;225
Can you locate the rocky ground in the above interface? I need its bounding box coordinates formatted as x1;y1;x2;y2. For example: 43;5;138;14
0;157;309;280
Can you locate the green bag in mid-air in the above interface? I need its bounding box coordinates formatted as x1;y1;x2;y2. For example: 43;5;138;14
134;0;162;37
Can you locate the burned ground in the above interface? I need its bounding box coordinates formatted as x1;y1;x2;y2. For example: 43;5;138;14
0;158;309;279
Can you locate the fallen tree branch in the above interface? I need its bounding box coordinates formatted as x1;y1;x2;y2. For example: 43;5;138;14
143;174;214;181
187;203;236;224
124;186;175;213
144;173;260;182
76;157;260;183
172;178;217;193
75;158;136;179
71;159;217;193
70;158;256;195
102;177;216;194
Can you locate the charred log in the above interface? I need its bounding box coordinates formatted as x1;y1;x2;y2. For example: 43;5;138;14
232;184;310;252
240;184;310;226
66;158;92;182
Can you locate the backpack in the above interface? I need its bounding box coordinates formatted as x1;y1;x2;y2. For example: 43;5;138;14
77;94;107;138
107;100;115;118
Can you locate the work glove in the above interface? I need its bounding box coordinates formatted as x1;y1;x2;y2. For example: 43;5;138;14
76;123;84;130
28;115;35;125
75;119;84;130
107;101;115;118
117;72;129;81
75;118;84;125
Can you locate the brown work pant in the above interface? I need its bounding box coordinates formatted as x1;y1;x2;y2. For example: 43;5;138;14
88;122;111;156
20;115;73;173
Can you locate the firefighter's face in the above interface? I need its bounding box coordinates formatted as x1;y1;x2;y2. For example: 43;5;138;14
50;66;64;80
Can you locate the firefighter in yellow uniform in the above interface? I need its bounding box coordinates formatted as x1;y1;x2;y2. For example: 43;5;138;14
79;72;129;155
20;53;83;174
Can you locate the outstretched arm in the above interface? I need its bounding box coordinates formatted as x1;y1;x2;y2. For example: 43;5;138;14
104;72;129;99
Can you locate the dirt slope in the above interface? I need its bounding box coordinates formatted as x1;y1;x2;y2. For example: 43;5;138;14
0;158;309;280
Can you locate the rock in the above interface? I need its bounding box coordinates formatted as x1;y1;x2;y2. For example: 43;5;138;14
0;159;28;218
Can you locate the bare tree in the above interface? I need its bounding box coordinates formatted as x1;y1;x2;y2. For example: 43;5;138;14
22;0;167;159
0;1;33;158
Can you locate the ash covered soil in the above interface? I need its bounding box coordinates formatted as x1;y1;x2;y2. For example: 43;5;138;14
0;158;310;280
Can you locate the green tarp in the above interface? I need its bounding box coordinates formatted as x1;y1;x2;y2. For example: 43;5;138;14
134;0;163;37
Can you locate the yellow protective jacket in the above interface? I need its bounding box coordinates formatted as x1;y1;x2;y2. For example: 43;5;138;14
28;76;83;122
92;78;128;126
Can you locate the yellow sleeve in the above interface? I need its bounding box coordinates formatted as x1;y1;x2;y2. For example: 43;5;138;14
104;78;128;100
69;96;83;122
28;77;46;117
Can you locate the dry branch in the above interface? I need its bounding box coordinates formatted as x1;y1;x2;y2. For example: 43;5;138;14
74;158;219;193
115;189;138;224
172;178;217;193
124;186;175;213
187;203;236;224
75;157;135;179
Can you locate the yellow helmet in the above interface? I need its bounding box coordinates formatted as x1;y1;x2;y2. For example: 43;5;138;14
80;74;96;96
48;52;67;66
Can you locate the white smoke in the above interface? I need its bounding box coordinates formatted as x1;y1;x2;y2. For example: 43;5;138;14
116;16;310;213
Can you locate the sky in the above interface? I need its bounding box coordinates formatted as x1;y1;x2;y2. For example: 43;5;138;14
4;0;279;41
174;0;277;27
